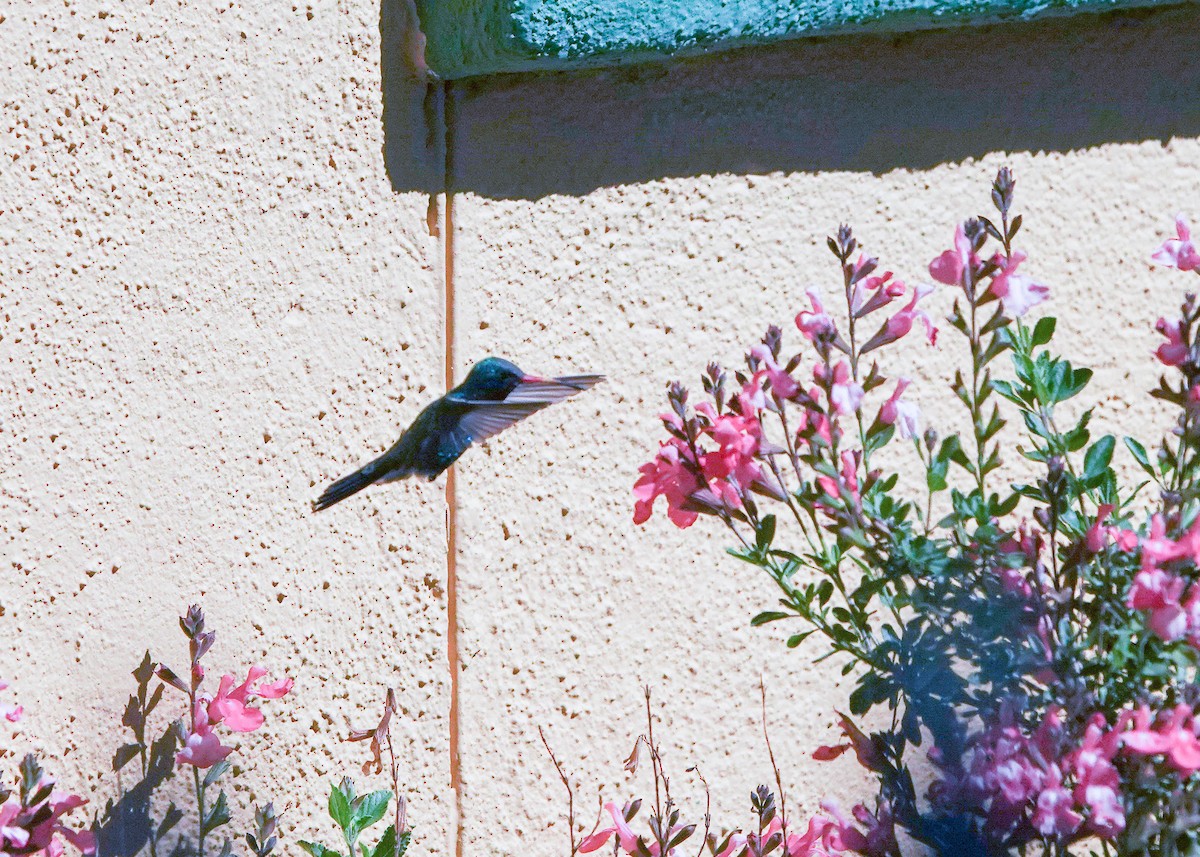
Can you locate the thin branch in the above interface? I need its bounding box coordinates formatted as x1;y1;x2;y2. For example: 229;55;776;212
759;681;788;847
539;727;579;857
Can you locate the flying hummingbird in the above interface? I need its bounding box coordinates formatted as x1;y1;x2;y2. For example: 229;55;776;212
312;357;604;511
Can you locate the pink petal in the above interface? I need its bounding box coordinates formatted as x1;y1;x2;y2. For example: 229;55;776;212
577;829;614;853
254;677;293;699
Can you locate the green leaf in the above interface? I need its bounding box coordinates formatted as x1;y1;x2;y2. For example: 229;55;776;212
755;515;776;552
203;760;230;789
300;843;340;857
1064;412;1092;452
1083;435;1115;483
396;831;411;857
786;631;813;649
750;611;789;627
1031;316;1056;346
372;826;397;857
202;791;231;836
1125;437;1157;479
350;791;392;837
329;783;353;829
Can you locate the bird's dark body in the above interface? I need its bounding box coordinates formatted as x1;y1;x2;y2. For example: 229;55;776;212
313;357;601;511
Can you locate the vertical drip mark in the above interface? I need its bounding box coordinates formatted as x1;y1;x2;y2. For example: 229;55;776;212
441;79;465;857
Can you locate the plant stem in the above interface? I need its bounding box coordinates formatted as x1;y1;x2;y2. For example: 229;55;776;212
966;275;988;498
193;765;206;857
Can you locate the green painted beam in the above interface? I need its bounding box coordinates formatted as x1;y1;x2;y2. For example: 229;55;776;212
415;0;1180;78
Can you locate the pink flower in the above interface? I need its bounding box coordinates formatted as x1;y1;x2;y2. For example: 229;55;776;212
861;284;937;352
1030;768;1082;838
1152;215;1200;271
576;803;646;854
1068;717;1125;836
1123;704;1200;776
796;289;837;342
929;223;976;286
1136;513;1200;570
701;414;764;511
878;378;921;440
1085;504;1126;553
822;361;864;416
1156;317;1189;366
633;441;702;529
256;676;294;699
209;674;262;732
812;713;886;773
749;345;800;400
177;701;234;769
989;252;1049;319
0;802;30;850
851;267;907;318
817;451;861;506
786;814;852;856
206;667;293;732
1128;566;1189;641
0;774;96;856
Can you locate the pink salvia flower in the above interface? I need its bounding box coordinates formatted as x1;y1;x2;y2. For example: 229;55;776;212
989;252;1050;319
796;288;837;342
851;268;907;318
812;713;886;773
929;223;976;286
207;666;291;732
1030;767;1082;838
1152;215;1200;271
255;676;294;699
1127;566;1188;641
176;701;234;769
1085;504;1116;553
1156;317;1189;366
576;803;647;855
633;441;702;529
878;378;921;440
825;361;864;416
0;802;30;850
861;284;938;352
1123;704;1200;776
749;345;800;399
1140;514;1189;568
209;675;266;733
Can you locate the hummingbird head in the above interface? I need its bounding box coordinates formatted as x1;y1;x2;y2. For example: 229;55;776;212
458;357;540;401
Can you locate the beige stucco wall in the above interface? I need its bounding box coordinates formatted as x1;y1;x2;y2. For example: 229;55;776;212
4;1;1200;855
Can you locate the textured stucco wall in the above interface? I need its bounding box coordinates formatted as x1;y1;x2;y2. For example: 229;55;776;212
0;0;452;852
4;1;1200;856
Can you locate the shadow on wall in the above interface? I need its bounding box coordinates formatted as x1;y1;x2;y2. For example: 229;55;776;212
380;3;1200;201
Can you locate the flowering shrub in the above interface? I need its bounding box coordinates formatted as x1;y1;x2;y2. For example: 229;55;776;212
627;169;1200;856
0;687;94;857
90;605;291;857
150;605;292;857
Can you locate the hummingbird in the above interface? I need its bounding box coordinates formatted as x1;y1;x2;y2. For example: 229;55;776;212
312;357;604;511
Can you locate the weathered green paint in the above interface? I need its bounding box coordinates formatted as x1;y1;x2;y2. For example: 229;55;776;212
415;0;1180;78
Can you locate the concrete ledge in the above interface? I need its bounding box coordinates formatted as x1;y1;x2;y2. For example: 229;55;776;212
416;0;1182;78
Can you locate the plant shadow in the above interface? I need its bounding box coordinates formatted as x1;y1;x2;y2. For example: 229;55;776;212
95;732;180;857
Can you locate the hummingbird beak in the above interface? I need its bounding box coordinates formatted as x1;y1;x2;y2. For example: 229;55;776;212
520;374;549;383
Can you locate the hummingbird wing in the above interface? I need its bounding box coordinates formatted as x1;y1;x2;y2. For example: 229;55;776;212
450;374;605;443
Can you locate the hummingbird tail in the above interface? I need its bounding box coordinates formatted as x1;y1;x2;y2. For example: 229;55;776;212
312;464;379;512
